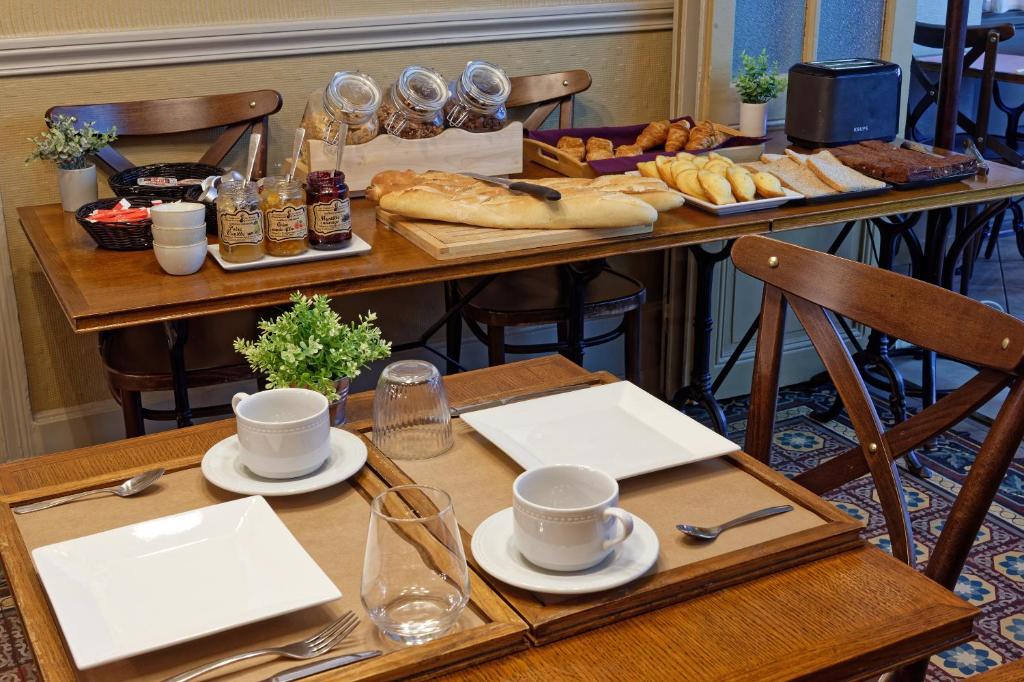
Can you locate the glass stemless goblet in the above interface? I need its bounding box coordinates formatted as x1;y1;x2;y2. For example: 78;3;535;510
372;360;453;460
361;485;470;645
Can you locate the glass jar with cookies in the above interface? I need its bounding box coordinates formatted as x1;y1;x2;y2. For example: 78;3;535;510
444;60;511;132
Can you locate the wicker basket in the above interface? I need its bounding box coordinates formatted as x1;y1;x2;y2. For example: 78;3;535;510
182;185;219;235
75;197;163;250
108;163;223;200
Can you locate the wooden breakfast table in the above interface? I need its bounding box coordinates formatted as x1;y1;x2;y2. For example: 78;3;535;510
0;357;979;681
16;160;1024;432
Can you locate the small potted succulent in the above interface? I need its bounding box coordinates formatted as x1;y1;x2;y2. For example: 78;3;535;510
735;50;787;137
233;292;392;425
26;114;118;212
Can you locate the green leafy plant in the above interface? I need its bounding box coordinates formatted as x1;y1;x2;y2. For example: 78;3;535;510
735;50;787;104
26;114;117;170
233;292;392;401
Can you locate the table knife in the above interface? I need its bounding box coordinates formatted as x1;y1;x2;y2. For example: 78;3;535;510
263;650;381;682
450;379;600;417
462;172;562;201
963;138;991;176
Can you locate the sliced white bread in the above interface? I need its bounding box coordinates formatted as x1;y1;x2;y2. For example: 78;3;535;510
784;149;810;165
749;157;836;197
805;150;888;192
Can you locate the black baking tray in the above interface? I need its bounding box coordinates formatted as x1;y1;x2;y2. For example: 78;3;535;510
887;168;979;190
790;185;892;205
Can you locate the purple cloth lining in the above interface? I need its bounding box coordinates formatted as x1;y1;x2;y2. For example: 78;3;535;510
526;116;769;175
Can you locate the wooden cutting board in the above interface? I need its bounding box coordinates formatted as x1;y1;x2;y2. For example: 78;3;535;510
376;209;654;260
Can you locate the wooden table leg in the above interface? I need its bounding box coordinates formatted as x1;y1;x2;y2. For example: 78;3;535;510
560;261;604;367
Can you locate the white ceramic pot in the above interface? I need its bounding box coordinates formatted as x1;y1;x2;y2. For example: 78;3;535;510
152;224;208;246
153;239;208;275
150;202;207;228
58;164;98;212
739;101;769;138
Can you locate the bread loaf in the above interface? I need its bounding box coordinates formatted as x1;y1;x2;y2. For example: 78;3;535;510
372;171;659;229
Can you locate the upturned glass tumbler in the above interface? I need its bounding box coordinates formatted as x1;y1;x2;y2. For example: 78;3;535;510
372;360;453;460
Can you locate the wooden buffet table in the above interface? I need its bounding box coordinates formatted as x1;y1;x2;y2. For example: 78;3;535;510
16;161;1024;334
0;357;978;681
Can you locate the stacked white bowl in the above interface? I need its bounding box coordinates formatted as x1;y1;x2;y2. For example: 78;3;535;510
150;203;208;275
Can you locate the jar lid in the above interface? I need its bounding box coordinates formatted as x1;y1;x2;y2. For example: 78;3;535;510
396;65;449;112
324;71;382;122
306;170;346;187
460;60;511;106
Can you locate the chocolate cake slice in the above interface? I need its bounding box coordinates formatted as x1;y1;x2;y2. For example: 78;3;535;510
831;141;977;184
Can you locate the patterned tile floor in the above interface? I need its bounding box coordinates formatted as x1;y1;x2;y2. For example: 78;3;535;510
0;381;1019;679
709;381;1024;680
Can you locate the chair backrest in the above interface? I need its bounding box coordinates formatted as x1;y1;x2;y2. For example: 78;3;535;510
508;70;592;131
913;21;1015;52
47;90;283;177
733;235;1024;591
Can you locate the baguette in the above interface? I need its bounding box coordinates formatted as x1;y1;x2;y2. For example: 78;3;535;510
542;175;685;212
380;182;657;229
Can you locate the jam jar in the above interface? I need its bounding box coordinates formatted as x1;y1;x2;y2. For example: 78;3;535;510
216;180;264;263
306;170;352;251
261;177;308;257
379;65;449;139
445;60;511;132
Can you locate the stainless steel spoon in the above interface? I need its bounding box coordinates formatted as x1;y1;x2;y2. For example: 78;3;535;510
676;504;793;540
13;468;165;514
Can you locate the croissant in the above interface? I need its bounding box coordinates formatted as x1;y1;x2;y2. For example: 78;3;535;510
665;121;690;152
635;120;671;150
685;121;728;152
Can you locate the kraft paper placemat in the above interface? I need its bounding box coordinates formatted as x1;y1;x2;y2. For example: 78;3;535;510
393;420;827;577
15;467;487;681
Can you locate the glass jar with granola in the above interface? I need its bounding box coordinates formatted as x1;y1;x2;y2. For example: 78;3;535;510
216;180;264;263
379;65;449;139
445;60;511;132
261;177;308;257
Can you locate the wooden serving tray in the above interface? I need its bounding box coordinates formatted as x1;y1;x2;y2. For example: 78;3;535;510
356;373;863;645
376;209;653;260
0;454;527;680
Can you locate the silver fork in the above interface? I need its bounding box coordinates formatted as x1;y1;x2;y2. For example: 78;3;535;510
164;611;359;682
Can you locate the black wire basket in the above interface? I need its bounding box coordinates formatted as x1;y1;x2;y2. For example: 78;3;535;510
182;185;219;235
75;197;163;250
108;162;223;200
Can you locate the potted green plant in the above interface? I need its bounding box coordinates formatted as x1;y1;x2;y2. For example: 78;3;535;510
26;114;117;212
233;292;392;425
735;50;787;137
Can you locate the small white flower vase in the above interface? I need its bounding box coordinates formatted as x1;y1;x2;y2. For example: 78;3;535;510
58;164;98;212
739;102;769;138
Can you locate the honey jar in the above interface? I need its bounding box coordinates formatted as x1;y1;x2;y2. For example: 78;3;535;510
261;177;308;257
216;181;264;263
306;171;352;250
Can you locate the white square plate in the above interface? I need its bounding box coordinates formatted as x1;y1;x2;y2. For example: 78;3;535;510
461;382;740;480
679;187;803;215
207;234;371;271
32;496;341;669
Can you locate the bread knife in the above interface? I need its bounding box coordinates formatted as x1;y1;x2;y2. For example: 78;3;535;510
462;172;562;201
262;650;381;682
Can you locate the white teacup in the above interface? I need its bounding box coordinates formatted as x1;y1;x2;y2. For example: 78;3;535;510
231;388;331;479
513;464;634;572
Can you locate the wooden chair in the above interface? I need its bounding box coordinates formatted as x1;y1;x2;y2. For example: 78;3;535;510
48;91;283;437
447;71;647;381
734;235;1024;680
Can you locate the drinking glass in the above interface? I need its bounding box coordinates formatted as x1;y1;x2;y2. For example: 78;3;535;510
372;360;453;460
361;485;470;644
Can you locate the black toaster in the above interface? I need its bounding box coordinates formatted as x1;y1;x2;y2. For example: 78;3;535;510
785;58;901;148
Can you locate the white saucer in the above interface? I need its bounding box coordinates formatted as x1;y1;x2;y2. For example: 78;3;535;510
201;428;367;496
471;507;659;595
